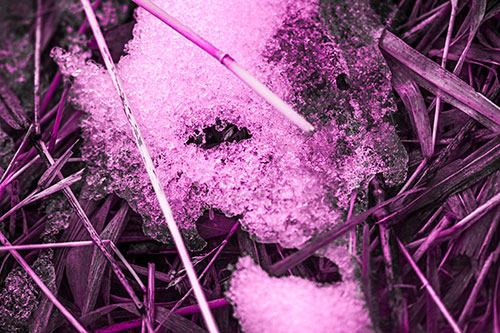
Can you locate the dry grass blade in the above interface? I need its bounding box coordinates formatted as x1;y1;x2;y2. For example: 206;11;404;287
389;136;500;223
397;238;461;333
452;0;486;74
48;84;70;152
147;263;156;330
0;240;97;251
82;202;129;315
361;223;372;319
37;140;77;190
429;40;500;66
430;0;457;154
412;215;451;261
494;266;500;333
81;303;207;333
269;190;419;276
379;30;500;131
0;230;87;332
78;1;218;331
432;190;500;241
31;139;145;314
34;0;42;134
388;58;432;157
66;195;113;311
0;169;83;223
0;125;34;184
457;242;500;326
130;0;314;133
0;73;29;130
156;221;239;332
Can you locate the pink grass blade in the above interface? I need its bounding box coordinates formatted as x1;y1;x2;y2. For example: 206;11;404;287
34;0;42;134
361;223;373;319
39;0;102;115
379;30;500;131
435;190;500;241
37;140;77;190
130;0;314;133
0;154;40;197
78;1;219;331
0;169;83;223
33;139;145;313
413;215;451;261
457;242;500;325
0;230;87;332
397;238;461;333
0;125;33;184
0;240;96;252
431;0;457;154
269;189;420;276
387;57;433;158
452;0;487;75
82;202;130;314
147;263;156;330
494;266;500;333
107;241;146;290
156;221;239;332
48;84;70;152
0;73;29;130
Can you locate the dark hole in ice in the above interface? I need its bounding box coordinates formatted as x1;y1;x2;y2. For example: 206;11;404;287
303;256;342;284
186;123;252;149
335;73;350;90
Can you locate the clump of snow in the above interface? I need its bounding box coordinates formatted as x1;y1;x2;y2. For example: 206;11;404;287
53;0;406;249
226;256;371;333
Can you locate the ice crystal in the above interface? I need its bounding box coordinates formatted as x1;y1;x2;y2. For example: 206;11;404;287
226;256;371;333
0;251;56;332
55;0;406;249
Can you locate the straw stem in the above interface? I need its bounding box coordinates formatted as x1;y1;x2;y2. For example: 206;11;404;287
78;1;219;332
397;238;461;333
130;0;314;133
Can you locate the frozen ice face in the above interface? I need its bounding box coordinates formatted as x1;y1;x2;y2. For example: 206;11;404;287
54;0;407;249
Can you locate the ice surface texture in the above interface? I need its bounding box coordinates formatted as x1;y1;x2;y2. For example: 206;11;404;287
226;256;371;333
54;0;406;249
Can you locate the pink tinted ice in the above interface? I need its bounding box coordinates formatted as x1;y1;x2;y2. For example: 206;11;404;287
53;0;406;249
226;256;372;333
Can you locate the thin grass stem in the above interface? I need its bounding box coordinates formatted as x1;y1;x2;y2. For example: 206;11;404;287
458;242;500;325
0;240;95;251
397;238;461;333
34;0;42;135
48;84;70;152
130;0;314;133
0;155;40;198
154;221;238;332
147;263;156;330
0;125;34;184
431;0;457;153
78;1;218;331
33;139;145;312
398;158;427;194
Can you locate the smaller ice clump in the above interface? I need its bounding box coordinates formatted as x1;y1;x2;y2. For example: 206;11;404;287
226;256;372;333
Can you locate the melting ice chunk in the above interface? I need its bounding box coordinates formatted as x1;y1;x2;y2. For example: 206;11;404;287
55;0;407;249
